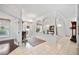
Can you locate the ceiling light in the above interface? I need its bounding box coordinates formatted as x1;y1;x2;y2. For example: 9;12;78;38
46;25;49;28
57;24;62;27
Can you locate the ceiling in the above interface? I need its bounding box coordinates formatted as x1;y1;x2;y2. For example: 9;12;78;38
0;4;77;20
16;4;77;19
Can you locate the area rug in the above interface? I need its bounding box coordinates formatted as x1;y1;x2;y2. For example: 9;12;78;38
28;37;46;47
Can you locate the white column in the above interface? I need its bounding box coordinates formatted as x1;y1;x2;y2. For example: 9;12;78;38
77;5;79;47
17;8;22;46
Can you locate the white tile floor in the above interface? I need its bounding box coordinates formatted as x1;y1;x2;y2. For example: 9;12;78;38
9;36;79;55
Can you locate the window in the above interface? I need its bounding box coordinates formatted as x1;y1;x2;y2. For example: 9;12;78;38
0;18;10;37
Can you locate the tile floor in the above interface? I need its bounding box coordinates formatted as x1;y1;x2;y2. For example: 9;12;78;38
9;36;79;55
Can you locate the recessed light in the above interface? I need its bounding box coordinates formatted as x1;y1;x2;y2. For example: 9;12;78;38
57;24;62;27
